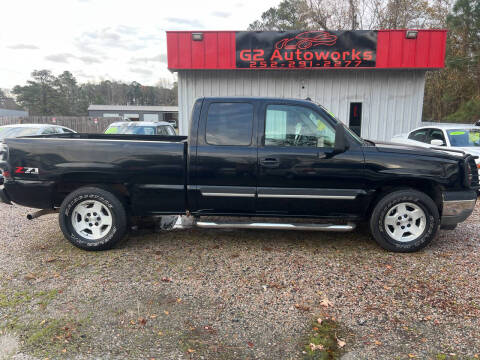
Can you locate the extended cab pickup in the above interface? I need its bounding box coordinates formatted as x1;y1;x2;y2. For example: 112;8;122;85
0;97;478;252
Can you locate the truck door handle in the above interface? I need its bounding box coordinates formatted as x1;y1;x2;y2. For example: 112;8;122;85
260;158;280;167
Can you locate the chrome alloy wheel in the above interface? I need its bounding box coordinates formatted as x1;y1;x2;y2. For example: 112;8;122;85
384;202;426;242
71;200;112;240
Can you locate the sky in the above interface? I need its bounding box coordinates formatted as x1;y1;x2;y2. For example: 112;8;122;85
0;0;280;89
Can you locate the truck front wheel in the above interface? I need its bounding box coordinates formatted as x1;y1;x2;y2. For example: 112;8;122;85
369;189;440;252
59;187;127;251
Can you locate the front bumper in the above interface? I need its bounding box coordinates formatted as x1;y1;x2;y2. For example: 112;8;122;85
441;190;477;227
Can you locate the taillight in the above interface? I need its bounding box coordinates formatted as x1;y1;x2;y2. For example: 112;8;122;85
3;170;10;179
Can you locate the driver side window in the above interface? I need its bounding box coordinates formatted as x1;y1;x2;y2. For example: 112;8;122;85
426;129;445;145
264;104;335;148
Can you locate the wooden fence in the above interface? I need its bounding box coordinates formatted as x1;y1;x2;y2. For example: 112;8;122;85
0;116;122;133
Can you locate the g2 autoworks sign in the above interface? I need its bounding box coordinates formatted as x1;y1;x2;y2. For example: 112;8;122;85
236;30;377;69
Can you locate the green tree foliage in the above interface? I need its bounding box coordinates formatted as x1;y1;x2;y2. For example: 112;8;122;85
12;70;61;115
11;70;177;116
0;89;21;110
248;0;310;30
424;0;480;122
250;0;480;123
248;0;449;31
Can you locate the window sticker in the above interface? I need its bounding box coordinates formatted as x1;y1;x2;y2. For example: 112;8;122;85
317;121;326;130
449;131;466;135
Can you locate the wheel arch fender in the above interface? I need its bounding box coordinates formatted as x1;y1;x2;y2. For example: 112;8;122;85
366;178;443;218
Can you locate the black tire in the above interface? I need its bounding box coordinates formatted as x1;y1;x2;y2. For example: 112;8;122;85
369;189;440;252
59;187;127;251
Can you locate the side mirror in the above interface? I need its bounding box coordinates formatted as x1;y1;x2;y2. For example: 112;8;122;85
430;139;444;146
333;122;349;154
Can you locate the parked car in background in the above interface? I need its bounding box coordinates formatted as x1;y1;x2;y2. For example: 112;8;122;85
104;121;176;136
0;124;76;177
391;124;480;174
0;124;75;140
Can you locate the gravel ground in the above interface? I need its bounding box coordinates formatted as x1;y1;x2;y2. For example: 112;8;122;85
0;201;479;360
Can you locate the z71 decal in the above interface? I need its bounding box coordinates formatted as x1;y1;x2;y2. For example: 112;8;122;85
15;166;39;175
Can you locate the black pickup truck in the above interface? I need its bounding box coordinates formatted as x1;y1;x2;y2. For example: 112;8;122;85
0;97;478;252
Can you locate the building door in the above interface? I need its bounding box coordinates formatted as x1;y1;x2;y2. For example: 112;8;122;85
349;102;362;137
256;101;366;217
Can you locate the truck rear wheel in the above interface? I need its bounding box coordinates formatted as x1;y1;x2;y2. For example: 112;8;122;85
59;187;127;251
369;189;440;252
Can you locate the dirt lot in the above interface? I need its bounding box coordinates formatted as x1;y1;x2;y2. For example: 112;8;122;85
0;202;479;360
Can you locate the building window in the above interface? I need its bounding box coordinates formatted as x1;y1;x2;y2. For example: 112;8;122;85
144;114;159;122
349;103;362;137
124;114;140;121
206;102;253;146
103;113;119;118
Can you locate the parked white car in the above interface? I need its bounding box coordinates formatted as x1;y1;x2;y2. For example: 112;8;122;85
104;121;176;136
0;124;75;141
391;124;480;173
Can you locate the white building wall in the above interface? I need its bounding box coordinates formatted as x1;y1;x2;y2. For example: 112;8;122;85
177;69;426;141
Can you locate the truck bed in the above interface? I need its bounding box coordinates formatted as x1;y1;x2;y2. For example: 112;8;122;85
4;134;188;213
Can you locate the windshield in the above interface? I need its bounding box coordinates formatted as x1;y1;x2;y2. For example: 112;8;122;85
0;127;40;140
106;125;157;135
446;129;480;147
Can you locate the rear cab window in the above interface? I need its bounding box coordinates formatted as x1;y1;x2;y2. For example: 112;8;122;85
205;102;254;146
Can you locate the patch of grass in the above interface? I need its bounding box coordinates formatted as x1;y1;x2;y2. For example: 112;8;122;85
302;318;348;360
433;354;478;360
4;316;90;357
36;289;59;307
0;291;32;308
0;289;59;309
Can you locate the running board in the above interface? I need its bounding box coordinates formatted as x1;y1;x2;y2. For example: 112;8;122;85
195;221;356;232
